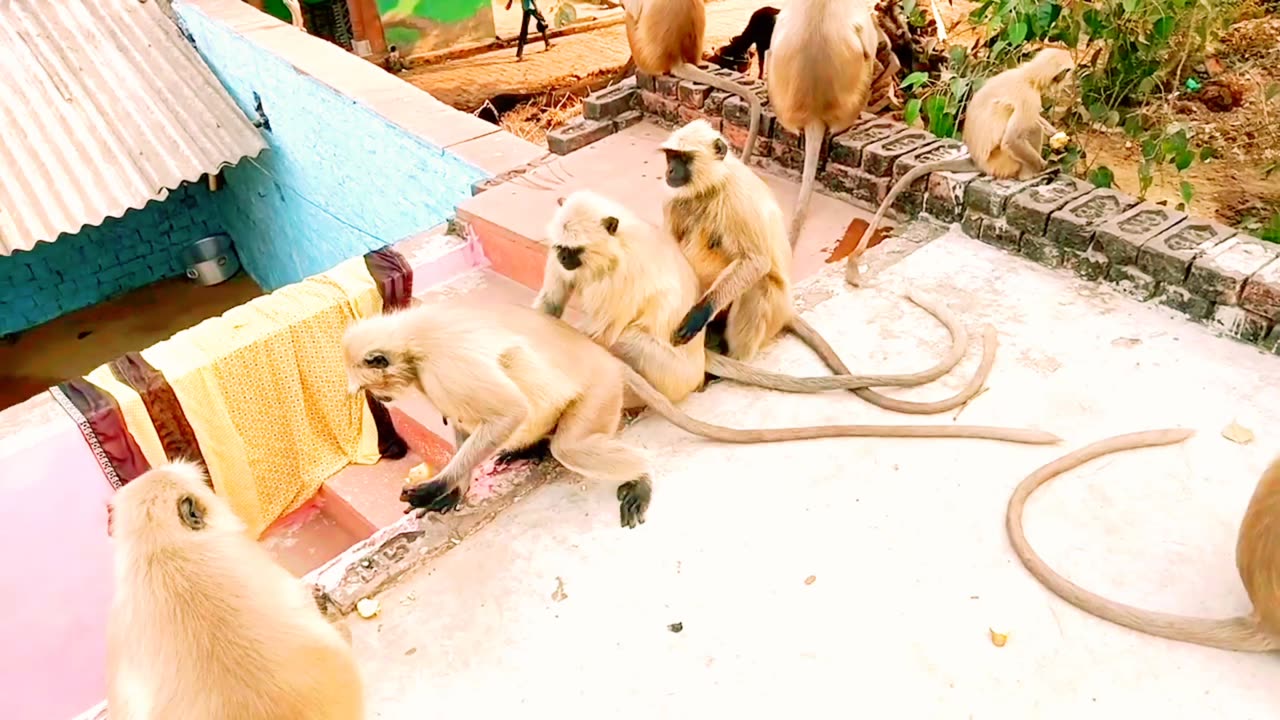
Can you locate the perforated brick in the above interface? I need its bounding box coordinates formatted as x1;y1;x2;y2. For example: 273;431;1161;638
827;119;907;170
1107;264;1160;301
1094;202;1186;266
884;139;963;218
1210;305;1273;343
1045;188;1138;251
1187;235;1278;305
1138;218;1236;285
924;170;979;223
861;129;938;178
978;217;1021;251
1158;285;1215;320
965;174;1050;218
1005;175;1092;235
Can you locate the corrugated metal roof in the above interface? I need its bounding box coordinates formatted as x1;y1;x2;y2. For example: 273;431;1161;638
0;0;267;256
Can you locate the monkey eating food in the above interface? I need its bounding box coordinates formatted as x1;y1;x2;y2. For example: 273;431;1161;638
1009;430;1280;652
621;0;765;163
845;47;1077;286
766;0;881;248
343;302;1061;528
106;461;365;720
659;119;993;414
539;188;994;413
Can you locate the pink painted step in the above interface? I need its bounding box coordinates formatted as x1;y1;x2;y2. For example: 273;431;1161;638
456;120;874;290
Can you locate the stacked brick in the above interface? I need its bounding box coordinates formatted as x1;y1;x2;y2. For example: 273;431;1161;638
546;77;644;155
558;67;1280;355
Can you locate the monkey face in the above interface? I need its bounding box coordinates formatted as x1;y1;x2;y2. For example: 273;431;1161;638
109;461;238;541
663;149;694;188
342;319;420;403
546;195;623;277
555;245;585;271
660;123;730;191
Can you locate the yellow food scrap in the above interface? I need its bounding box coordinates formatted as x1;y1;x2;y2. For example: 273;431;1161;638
406;462;435;485
804;575;817;586
356;598;381;619
1049;131;1070;151
1222;421;1254;445
989;628;1008;647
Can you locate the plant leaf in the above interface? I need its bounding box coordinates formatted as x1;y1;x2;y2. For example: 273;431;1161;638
1179;180;1195;207
1175;148;1195;171
1007;20;1028;44
904;98;922;125
1089;166;1115;188
901;71;930;91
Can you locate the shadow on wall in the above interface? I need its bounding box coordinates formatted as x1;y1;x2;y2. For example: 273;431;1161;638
174;2;488;291
378;0;496;55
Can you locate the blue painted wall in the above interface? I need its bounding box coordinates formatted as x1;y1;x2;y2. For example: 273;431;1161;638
174;3;489;291
0;184;224;336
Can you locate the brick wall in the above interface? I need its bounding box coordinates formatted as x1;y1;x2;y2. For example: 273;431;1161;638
175;2;489;291
0;183;224;336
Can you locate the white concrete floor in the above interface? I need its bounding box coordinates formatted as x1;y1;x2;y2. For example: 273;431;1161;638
348;228;1280;719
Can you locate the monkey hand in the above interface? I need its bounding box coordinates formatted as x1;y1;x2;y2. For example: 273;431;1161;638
673;300;714;346
401;474;469;518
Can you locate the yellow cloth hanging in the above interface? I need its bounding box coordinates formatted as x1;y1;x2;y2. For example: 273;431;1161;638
112;256;387;537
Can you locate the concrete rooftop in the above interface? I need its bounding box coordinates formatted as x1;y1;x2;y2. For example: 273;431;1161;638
343;226;1280;718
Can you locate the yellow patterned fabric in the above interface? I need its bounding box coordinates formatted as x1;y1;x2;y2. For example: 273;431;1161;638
131;256;384;537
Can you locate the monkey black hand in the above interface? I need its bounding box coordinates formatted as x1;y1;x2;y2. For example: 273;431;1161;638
672;300;714;346
401;478;464;518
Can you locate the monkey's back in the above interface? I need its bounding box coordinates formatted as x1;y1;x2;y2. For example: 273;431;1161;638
963;66;1047;178
625;0;705;74
766;1;876;133
1236;455;1280;638
108;536;363;720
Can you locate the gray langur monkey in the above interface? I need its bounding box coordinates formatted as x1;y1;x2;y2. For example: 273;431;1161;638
621;0;764;164
846;47;1077;285
660;119;996;415
766;0;880;249
342;303;1061;527
537;188;997;415
1009;430;1280;652
106;462;364;720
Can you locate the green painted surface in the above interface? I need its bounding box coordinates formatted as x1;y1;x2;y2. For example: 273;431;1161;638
378;0;489;25
376;0;495;53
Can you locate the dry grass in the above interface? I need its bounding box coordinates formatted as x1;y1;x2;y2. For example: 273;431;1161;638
486;92;586;147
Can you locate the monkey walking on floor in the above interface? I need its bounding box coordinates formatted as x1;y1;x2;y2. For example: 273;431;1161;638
621;0;765;164
538;189;993;409
766;0;881;249
844;47;1077;286
1008;431;1280;652
706;6;779;79
106;462;364;720
660;119;997;415
343;303;1060;528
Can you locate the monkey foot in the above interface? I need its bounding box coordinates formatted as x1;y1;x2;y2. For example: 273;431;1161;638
617;476;651;529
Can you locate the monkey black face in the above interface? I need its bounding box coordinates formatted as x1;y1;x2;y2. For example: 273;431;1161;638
555;245;585;270
663;149;697;188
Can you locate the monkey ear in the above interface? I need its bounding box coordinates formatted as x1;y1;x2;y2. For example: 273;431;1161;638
602;216;620;235
556;196;567;207
178;495;206;531
713;138;728;159
363;351;391;369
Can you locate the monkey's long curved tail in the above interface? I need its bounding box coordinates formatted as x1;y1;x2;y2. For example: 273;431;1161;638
784;292;996;415
786;121;827;250
706;290;967;392
620;364;1060;446
845;153;978;287
672;63;762;165
1008;429;1280;653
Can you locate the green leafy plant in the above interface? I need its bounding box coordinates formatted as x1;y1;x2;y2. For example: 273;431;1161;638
897;0;1238;204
